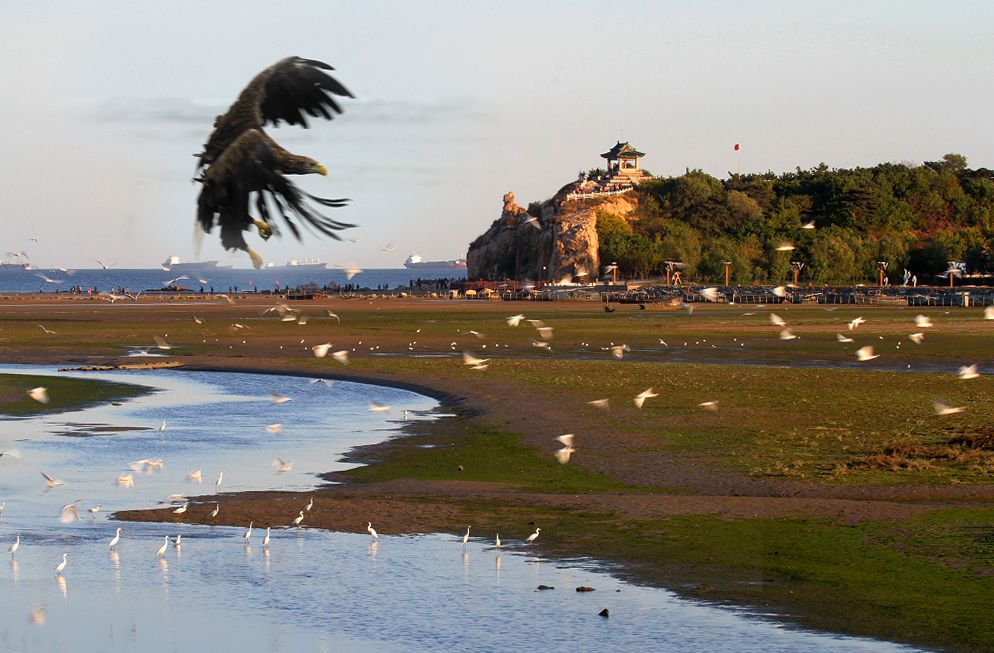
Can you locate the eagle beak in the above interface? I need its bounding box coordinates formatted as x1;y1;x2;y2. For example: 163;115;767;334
315;163;328;176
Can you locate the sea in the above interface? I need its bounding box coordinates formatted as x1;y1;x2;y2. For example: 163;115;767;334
0;267;465;294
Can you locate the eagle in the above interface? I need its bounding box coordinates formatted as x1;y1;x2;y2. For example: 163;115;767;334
195;57;355;268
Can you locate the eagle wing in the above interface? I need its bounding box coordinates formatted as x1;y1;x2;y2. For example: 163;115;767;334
197;129;353;260
198;57;353;169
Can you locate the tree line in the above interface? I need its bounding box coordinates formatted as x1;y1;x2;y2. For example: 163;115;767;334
595;154;994;284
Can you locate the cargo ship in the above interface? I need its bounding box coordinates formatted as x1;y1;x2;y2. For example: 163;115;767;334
403;254;467;271
162;256;233;272
267;258;328;270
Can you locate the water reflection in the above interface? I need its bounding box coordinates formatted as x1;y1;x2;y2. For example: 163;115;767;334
56;573;68;599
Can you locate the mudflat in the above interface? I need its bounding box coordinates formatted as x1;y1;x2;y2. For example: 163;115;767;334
4;293;994;652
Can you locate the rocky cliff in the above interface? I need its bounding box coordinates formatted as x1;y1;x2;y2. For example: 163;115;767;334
466;189;638;281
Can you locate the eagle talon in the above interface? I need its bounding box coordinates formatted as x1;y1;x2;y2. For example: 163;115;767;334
253;220;273;240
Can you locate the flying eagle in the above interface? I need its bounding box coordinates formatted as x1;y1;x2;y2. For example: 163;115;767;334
195;57;354;268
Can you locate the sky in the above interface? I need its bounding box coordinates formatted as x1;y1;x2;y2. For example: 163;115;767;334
2;1;993;269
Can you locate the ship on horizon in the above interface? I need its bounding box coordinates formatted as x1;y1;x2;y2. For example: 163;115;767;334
266;258;328;270
403;253;467;271
162;256;233;272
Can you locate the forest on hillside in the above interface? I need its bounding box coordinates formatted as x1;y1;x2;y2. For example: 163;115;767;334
595;154;994;285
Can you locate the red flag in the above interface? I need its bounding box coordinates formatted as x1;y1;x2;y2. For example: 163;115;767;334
734;143;741;151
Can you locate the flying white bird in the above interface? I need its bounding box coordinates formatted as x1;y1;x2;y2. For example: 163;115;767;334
933;401;964;416
344;264;362;281
555;434;575;447
700;287;719;302
187;469;202;481
957;364;979;380
526;528;541;543
35;272;65;284
771;286;787;298
270;393;292;404
153;335;172;350
193;315;203;325
588;398;610;411
367;522;378;539
462;351;489;367
908;333;924;345
506;314;525;327
848;316;865;331
914;314;933;328
775;243;795;252
312;343;332;358
984;306;994;320
266;423;284;435
41;472;64;488
609;344;629;359
37;324;57;335
699;401;720;411
801;221;816;229
836;333;854;343
634;388;658;409
272;458;293;472
778;328;798;340
59;501;81;523
856;346;879;361
27;387;49;404
770;313;786;327
554;446;575;464
332;350;350;365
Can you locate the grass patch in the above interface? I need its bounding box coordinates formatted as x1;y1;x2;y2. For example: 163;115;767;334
340;413;633;493
0;373;150;416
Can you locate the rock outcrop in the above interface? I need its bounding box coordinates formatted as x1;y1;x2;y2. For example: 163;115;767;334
466;188;638;282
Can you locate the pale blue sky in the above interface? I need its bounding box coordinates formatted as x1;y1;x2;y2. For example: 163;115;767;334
2;1;992;268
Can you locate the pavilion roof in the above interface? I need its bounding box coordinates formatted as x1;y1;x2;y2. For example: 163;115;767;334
600;141;645;159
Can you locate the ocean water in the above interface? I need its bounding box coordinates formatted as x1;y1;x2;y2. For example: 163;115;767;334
0;367;922;652
0;267;464;294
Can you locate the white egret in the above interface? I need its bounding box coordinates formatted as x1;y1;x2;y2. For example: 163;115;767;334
209;503;220;519
506;314;525;327
769;313;786;327
848;316;865;331
153;335;172;350
914;314;933;328
332;350;350;365
367;522;378;539
368;402;390;413
8;535;19;556
174;534;182;547
778;328;798;340
462;352;489;367
262;527;271;546
526;528;541;543
934;401;964;416
243;522;254;541
305;497;314;512
461;526;471;546
700;287;719;301
173;503;188;514
187;469;202;481
699;401;720;411
495;533;501;549
155;536;169;557
54;552;68;575
215;472;223;492
771;286;787;298
292;511;305;527
556;434;574;447
587;398;610;411
272;458;293;473
836;333;854;343
909;333;924;345
270;393;292;404
37;323;57;334
312;343;332;358
108;528;121;550
266;423;284;435
117;473;135;488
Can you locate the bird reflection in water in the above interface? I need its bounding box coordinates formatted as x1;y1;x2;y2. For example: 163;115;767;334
109;549;121;587
29;607;45;626
368;540;378;561
158;557;169;593
10;558;19;585
56;574;68;599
